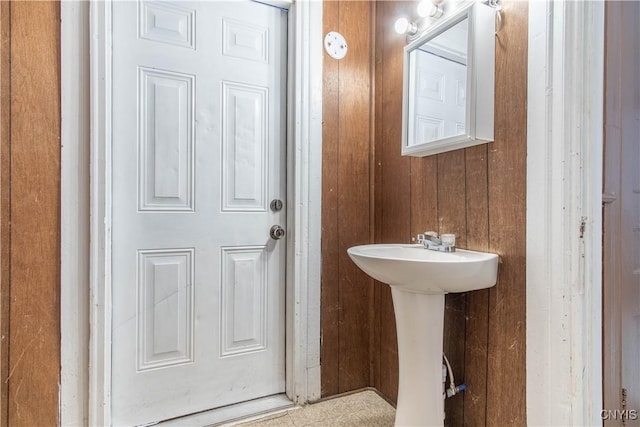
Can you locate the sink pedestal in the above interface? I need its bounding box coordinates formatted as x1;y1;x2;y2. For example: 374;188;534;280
392;288;444;427
347;244;498;426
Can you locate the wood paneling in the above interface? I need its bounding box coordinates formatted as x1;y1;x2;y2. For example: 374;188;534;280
603;0;640;420
485;2;528;424
320;1;528;424
437;150;468;425
2;2;61;425
373;0;413;403
0;2;10;426
463;145;490;427
602;0;624;417
371;0;528;422
321;0;528;425
321;0;374;396
336;1;374;392
321;0;341;398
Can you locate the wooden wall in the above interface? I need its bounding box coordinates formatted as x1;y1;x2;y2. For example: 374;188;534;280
603;0;640;418
0;2;61;426
0;3;10;425
322;1;528;425
321;0;376;395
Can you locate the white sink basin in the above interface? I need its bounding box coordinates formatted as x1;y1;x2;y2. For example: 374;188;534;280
347;244;498;294
347;243;499;426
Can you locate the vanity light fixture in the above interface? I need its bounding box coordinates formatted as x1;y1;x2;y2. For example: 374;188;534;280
485;0;503;33
394;17;418;35
417;0;444;19
396;0;445;37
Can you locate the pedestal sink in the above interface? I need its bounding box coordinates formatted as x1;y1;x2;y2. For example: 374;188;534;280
347;244;498;426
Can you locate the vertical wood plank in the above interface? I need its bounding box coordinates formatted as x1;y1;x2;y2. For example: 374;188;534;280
321;0;341;398
437;150;468;426
321;0;376;398
602;1;623;418
8;2;60;425
486;1;528;425
368;0;378;388
618;0;640;411
374;0;414;402
436;151;467;243
602;1;640;418
376;2;412;246
410;156;438;237
336;0;372;392
463;144;490;427
372;0;384;392
0;2;10;425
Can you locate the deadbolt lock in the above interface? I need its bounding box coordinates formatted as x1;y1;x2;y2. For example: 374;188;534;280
270;199;284;212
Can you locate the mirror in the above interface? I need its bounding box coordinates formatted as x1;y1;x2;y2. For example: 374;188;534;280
401;2;495;157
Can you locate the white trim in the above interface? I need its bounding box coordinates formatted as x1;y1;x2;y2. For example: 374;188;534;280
254;0;293;10
526;1;604;426
60;2;90;425
285;0;323;403
89;1;113;425
71;0;323;424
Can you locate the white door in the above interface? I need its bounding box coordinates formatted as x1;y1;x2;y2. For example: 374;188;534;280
110;1;288;425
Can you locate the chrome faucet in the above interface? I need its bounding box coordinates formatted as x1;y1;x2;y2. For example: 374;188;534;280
417;232;456;252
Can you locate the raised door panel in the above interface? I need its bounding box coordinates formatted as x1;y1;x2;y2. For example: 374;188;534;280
221;246;267;356
222;82;268;212
139;1;195;49
138;249;194;370
139;67;194;211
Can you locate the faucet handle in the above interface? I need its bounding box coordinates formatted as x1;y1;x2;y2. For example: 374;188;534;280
418;231;440;245
417;232;437;240
440;233;456;247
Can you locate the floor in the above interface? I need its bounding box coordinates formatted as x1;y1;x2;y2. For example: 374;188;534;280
232;390;396;427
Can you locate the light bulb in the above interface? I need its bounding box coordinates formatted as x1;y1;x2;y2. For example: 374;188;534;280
417;0;431;18
394;17;409;34
430;4;444;18
417;0;445;19
394;17;417;35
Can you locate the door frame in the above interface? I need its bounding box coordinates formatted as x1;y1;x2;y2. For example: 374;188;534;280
60;1;323;425
526;0;604;425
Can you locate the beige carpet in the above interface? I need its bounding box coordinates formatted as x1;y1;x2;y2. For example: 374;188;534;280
234;390;395;427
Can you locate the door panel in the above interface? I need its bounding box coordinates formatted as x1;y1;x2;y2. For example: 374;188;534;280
138;68;194;211
137;249;194;371
110;1;288;425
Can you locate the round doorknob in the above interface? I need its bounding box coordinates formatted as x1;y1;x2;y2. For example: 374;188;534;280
270;225;286;240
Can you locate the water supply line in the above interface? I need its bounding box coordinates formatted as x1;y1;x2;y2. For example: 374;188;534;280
443;353;467;399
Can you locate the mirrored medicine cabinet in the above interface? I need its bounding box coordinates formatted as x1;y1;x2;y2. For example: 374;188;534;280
401;1;496;157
